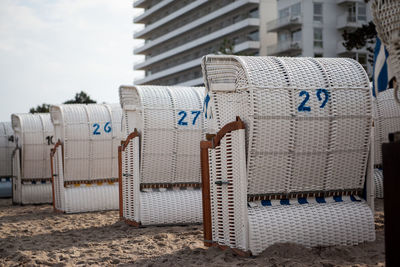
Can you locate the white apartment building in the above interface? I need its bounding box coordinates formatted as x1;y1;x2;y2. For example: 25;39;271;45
267;0;373;75
133;0;276;86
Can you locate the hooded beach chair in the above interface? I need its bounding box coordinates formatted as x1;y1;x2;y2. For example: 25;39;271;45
0;122;14;197
11;113;54;204
372;88;400;198
119;85;205;226
50;104;122;213
200;55;375;256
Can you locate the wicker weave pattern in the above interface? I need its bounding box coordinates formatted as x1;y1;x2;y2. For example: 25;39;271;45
139;189;202;225
51;104;122;181
119;85;205;225
0;122;13;177
63;183;118;213
50;104;122;213
11;113;54;179
202;56;371;196
122;136;140;222
120;86;205;184
208;129;248;250
248;199;375;256
20;183;52;204
11;113;54;204
373;88;400;165
372;0;400;103
374;168;384;199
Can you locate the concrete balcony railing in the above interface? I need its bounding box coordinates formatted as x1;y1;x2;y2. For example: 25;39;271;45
134;0;175;24
336;0;364;5
134;0;208;38
133;0;148;8
267;15;302;33
134;18;260;70
134;0;259;54
267;40;302;56
134;41;260;85
337;13;367;29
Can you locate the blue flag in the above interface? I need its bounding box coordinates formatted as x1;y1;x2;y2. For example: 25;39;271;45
372;37;394;97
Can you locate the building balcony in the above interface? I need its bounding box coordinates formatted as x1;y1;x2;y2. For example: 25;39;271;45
134;41;260;84
134;0;174;24
134;0;209;38
134;0;259;54
267;40;302;56
337;13;367;29
134;19;260;70
336;0;364;5
267;15;302;33
177;77;204;87
133;0;149;8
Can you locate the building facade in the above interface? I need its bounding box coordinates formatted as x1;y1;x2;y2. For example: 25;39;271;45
133;0;276;86
267;0;373;75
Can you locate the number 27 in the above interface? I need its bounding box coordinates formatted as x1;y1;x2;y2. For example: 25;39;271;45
178;111;201;126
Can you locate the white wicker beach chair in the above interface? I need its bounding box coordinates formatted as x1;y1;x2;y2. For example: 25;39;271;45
200;55;376;256
371;0;400;103
11;113;53;204
50;104;122;213
372;88;400;198
119;85;205;226
0;122;14;197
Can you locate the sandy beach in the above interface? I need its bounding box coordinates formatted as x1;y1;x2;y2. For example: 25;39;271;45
0;198;385;266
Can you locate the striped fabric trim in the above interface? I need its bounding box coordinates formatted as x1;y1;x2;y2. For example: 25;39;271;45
248;195;362;208
22;180;51;185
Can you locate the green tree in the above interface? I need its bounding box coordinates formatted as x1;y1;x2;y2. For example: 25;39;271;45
63;91;97;104
341;0;376;64
29;91;97;113
29;103;51;114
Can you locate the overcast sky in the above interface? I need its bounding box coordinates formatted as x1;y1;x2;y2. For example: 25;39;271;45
0;0;143;121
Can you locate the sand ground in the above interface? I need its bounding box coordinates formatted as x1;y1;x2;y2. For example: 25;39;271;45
0;198;385;266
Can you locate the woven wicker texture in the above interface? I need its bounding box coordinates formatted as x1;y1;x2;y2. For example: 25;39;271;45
63;183;119;213
247;198;375;256
11;113;54;179
120;85;205;184
50;104;122;213
0;122;14;177
374;168;384;199
11;113;54;204
50;104;122;181
20;182;52;204
372;88;400;165
139;189;202;225
208;129;248;250
202;55;371;196
206;126;375;254
372;0;400;103
119;85;205;225
121;135;141;222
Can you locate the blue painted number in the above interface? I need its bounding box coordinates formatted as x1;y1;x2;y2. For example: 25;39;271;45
104;122;112;133
191;111;201;125
178;111;188;126
92;122;112;135
298;89;330;112
177;110;201;126
316;88;329;108
298;91;311;112
92;123;100;135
